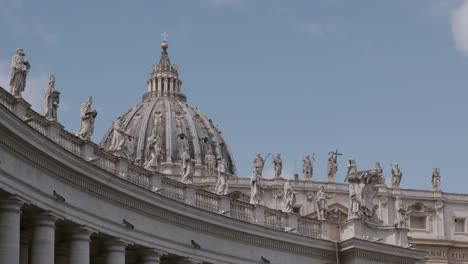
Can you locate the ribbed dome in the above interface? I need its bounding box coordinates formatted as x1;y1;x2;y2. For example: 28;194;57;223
100;41;236;176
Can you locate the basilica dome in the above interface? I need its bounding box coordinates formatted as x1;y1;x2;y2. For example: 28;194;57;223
100;41;236;176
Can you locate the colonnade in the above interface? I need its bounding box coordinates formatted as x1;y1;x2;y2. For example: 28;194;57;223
0;195;202;264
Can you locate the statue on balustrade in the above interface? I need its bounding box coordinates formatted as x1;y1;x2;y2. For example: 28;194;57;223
250;167;263;205
107;116;133;158
346;159;380;222
144;133;162;171
215;159;228;195
273;153;282;178
327;151;339;182
44;74;60;121
391;163;402;188
283;180;296;213
316;186;332;220
253;153;267;176
204;149;217;175
77;96;97;140
10;48;30;98
303;154;313;179
374;161;385;185
181;148;194;184
432;167;441;191
395;197;409;229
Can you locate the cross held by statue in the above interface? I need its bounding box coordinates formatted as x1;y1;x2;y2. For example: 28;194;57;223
331;149;342;162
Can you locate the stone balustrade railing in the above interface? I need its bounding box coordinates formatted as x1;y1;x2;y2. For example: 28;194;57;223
0;87;328;240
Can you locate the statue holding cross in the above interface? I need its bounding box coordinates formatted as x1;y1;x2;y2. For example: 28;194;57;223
327;149;342;182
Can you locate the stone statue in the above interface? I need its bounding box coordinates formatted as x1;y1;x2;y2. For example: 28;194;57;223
250;168;263;205
181;148;194;184
395;197;409;229
77;96;97;140
215;159;228;195
432;167;441;191
273;154;282;178
374;161;385;185
303;155;313;179
253;153;266;176
391;163;402;188
44;74;60;121
204;149;217;175
108;117;133;158
10;48;30;98
283;180;296;213
327;152;338;182
316;186;332;220
346;160;380;221
144;133;162;171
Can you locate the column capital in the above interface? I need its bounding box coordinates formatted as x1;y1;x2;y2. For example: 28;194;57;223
105;238;128;254
141;248;162;262
0;195;25;213
70;226;94;242
32;211;58;228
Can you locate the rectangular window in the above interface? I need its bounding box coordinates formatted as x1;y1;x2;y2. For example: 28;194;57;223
410;216;426;229
455;218;466;233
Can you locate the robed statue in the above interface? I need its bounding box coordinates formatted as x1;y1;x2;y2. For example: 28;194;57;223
316;186;332;220
204;149;217;175
44;74;60;121
432;167;441;191
283;180;296;213
327;152;338;182
303;155;313;179
250;168;263;205
181;148;194;184
346;159;380;222
273;154;282;178
77;96;97;140
215;159;228;195
144;133;162;171
253;153;266;176
391;163;402;188
107;116;133;158
10;48;30;98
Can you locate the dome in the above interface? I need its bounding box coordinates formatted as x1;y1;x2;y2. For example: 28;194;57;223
100;41;236;176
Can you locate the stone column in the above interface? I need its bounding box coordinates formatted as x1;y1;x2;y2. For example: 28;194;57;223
157;78;162;96
0;196;24;264
105;239;127;264
141;249;161;264
30;212;57;264
68;227;93;264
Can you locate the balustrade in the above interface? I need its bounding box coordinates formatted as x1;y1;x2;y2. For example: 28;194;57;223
230;200;254;223
298;217;322;238
161;178;185;202
195;190;219;213
264;209;286;230
127;164;151;189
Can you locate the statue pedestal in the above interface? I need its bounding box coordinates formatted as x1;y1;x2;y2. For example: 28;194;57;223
159;162;179;175
391;187;401;195
304;179;313;187
376;184;387;193
12;97;31;120
433;190;442;198
341;218;409;247
193;163;204;177
326;182;336;190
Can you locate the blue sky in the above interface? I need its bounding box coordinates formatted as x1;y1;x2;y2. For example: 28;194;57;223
1;0;468;193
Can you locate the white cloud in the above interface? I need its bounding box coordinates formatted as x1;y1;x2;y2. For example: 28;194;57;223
451;0;468;56
0;60;49;113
